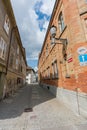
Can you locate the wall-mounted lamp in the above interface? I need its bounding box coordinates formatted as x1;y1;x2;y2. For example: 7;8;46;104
50;25;68;61
50;25;70;78
50;25;67;45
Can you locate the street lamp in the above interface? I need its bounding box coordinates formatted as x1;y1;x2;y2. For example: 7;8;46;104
50;25;68;60
50;25;70;78
50;25;67;45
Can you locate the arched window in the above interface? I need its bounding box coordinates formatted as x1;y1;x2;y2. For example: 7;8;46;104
58;12;65;33
4;15;10;35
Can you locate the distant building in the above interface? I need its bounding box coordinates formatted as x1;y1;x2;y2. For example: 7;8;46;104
0;0;27;98
26;66;36;84
38;0;87;117
35;70;38;82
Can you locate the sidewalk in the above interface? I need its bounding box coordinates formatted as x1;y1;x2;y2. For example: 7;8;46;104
0;84;87;130
27;84;87;130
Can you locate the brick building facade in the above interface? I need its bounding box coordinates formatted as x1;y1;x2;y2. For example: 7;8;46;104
38;0;87;117
0;0;27;98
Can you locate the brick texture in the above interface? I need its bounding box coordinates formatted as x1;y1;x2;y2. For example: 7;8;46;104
38;0;87;94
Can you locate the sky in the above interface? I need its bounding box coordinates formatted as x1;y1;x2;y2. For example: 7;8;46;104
10;0;56;71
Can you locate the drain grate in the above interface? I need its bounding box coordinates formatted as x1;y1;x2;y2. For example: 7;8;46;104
30;115;37;119
24;108;33;112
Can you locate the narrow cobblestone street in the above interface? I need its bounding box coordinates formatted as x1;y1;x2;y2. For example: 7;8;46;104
0;84;87;130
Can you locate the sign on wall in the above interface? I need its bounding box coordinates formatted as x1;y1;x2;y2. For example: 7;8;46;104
67;54;73;63
79;54;87;66
77;47;87;54
77;46;87;66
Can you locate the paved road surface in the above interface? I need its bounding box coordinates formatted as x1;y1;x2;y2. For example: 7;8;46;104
0;83;87;130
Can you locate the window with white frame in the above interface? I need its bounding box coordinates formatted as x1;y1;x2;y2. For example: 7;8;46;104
17;46;19;55
52;61;58;78
16;59;18;69
54;61;58;78
58;12;65;33
0;37;7;60
4;15;10;35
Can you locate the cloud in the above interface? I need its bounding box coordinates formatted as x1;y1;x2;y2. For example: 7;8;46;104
34;1;43;13
40;0;55;15
11;0;56;68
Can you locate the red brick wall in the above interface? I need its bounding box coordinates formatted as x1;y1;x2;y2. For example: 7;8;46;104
38;0;87;94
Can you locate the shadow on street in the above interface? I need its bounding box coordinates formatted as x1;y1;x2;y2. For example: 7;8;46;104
0;83;55;120
31;83;55;108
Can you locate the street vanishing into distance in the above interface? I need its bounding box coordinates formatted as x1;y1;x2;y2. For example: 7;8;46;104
0;0;87;130
0;84;87;130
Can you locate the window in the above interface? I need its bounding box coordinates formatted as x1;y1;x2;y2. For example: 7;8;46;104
21;66;22;72
52;61;58;78
17;78;21;84
52;63;55;78
48;67;50;78
47;67;50;78
4;15;10;35
16;59;18;69
46;44;48;57
43;70;45;79
17;47;19;55
0;37;7;60
54;61;58;77
85;18;87;28
58;12;65;33
43;69;47;79
85;0;87;3
9;54;14;67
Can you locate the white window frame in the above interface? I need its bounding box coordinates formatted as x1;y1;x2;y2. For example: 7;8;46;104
4;15;10;35
58;12;65;33
54;61;58;78
16;59;18;69
0;37;7;60
17;47;19;55
52;61;58;78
